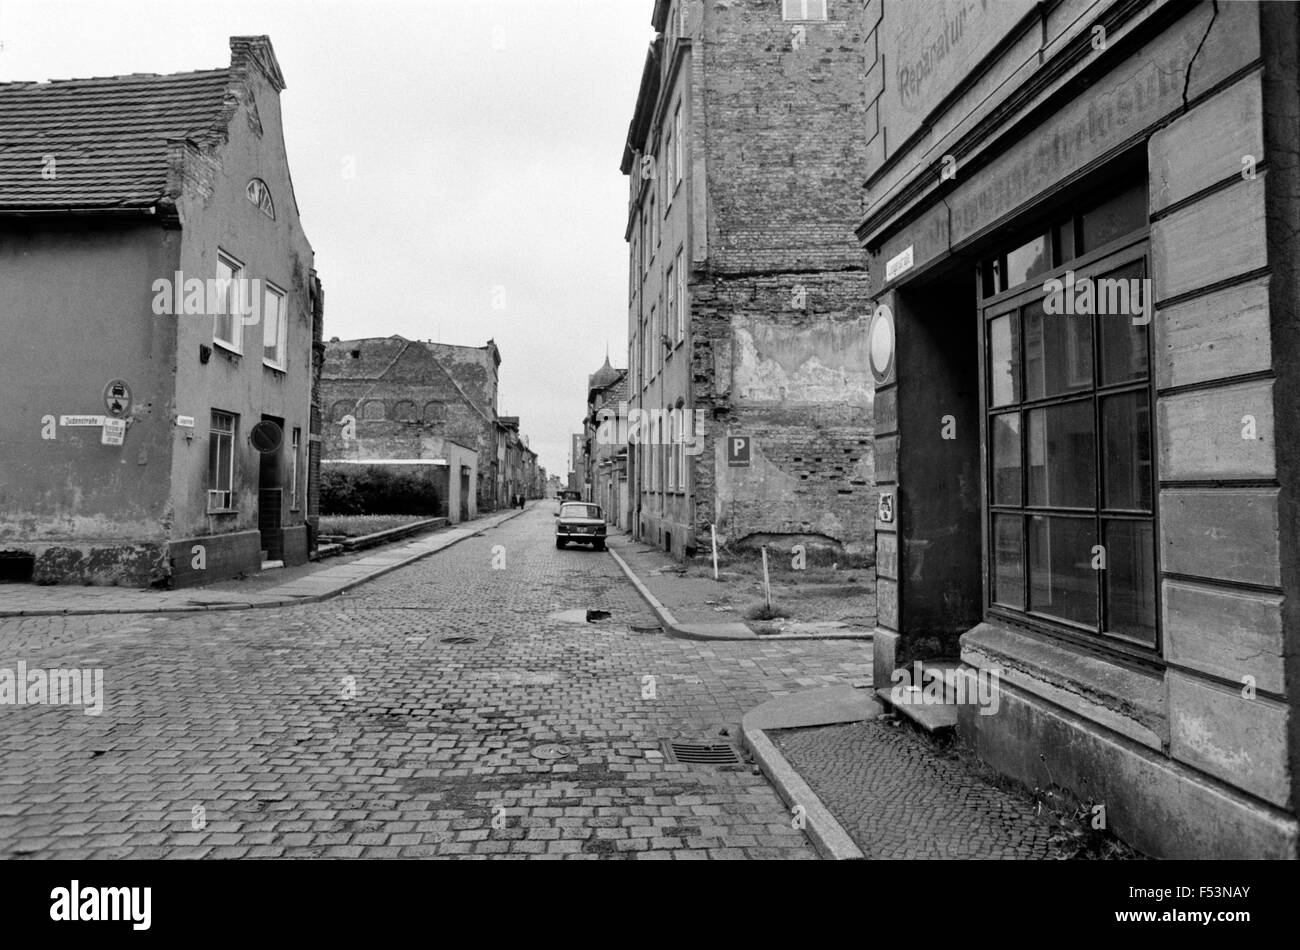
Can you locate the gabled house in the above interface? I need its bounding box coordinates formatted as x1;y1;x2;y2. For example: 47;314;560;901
0;36;322;587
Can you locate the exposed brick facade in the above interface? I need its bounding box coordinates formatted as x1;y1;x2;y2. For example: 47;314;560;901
622;0;876;561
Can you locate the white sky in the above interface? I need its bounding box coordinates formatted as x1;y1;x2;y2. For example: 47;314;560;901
0;0;653;476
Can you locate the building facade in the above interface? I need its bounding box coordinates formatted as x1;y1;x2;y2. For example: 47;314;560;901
0;36;320;587
859;0;1299;857
622;0;877;562
321;336;505;511
585;357;630;529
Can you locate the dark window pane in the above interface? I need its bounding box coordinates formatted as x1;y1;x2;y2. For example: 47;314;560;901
1102;391;1152;511
991;412;1021;505
1080;182;1146;252
1028;402;1095;508
988;313;1020;407
1028;515;1097;626
1105;520;1156;646
1055;219;1075;266
992;514;1024;609
1097;262;1149;385
1025;299;1091;399
1006;234;1051;287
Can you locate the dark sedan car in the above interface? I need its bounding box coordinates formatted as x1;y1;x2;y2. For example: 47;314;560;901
555;502;606;551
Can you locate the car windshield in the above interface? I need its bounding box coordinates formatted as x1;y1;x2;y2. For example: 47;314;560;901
560;504;601;519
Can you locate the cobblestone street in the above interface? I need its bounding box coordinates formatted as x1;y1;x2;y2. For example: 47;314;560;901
0;508;873;859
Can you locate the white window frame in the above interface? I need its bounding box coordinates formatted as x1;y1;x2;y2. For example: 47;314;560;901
262;282;288;371
675;250;687;343
208;410;237;512
666;262;676;346
783;0;827;21
665;128;676;209
678;415;688;489
213;251;244;353
673;103;684;187
650;304;659;377
290;427;301;510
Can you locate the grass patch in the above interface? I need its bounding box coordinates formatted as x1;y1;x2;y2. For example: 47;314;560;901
317;514;431;538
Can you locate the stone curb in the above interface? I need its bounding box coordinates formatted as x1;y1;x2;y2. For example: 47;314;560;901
0;507;529;618
741;725;866;860
606;543;872;642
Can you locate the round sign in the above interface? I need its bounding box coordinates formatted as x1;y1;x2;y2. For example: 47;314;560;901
249;420;283;454
103;379;132;418
868;304;895;383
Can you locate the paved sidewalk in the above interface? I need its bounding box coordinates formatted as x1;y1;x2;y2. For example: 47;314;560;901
0;507;527;617
607;534;872;642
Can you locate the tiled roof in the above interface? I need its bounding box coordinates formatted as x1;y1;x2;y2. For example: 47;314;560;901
0;69;232;211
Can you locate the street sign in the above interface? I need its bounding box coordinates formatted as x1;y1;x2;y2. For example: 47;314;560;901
878;492;895;523
60;415;104;427
727;435;750;467
176;416;195;428
101;418;126;446
103;379;132;418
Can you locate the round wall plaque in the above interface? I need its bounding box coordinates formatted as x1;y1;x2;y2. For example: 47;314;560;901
868;304;895;383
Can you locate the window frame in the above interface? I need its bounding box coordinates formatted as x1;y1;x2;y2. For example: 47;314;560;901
674;250;687;344
980;227;1160;659
213;251;245;354
290;427;301;511
783;0;827;22
207;410;238;513
262;282;288;371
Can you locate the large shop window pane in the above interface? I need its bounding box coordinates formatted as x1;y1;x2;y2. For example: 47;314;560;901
1102;391;1152;511
1025;300;1091;399
992;514;1025;609
991;413;1022;505
1027;402;1095;508
1105;520;1157;646
1005;233;1050;287
1080;182;1147;253
1028;515;1097;627
1097;262;1149;385
988;313;1020;407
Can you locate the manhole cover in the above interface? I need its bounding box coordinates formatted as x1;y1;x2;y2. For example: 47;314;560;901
663;740;744;765
440;636;479;644
530;743;571;760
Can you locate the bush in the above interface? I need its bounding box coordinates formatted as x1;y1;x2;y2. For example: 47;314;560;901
320;465;441;516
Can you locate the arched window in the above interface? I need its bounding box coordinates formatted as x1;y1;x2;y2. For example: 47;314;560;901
362;400;385;421
331;401;353;422
246;179;275;219
423;402;445;424
394;400;418;422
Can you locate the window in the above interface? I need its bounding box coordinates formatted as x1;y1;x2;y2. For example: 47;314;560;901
208;411;237;511
213;252;244;352
678;404;689;489
262;283;287;370
783;0;827;21
982;234;1155;649
246;179;275;219
665;129;675;208
649;304;658;377
675;250;686;342
363;400;385;421
674;104;684;187
666;263;676;345
667;412;678;491
642;313;651;383
290;428;301;510
649;191;658;255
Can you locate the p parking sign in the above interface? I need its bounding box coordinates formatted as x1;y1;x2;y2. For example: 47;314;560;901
727;435;750;467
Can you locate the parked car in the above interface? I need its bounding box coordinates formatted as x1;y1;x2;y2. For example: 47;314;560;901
558;489;582;503
555;502;606;550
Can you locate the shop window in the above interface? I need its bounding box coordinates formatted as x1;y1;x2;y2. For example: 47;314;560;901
980;201;1155;651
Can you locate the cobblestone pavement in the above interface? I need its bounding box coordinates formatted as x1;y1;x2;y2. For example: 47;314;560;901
0;508;872;859
770;721;1055;859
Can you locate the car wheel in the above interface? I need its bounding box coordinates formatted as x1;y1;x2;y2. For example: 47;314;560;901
556;539;566;549
593;540;606;551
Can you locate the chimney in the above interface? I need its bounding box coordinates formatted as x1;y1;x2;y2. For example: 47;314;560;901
230;35;286;92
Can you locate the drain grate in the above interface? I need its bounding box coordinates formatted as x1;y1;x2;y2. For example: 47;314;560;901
662;739;744;766
440;636;479;644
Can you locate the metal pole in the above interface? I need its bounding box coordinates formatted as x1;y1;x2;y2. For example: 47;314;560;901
711;523;719;581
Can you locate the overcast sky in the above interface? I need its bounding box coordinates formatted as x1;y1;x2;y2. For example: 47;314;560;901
0;0;652;476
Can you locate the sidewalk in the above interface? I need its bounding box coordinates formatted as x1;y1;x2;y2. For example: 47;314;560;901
606;533;873;642
0;506;528;617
